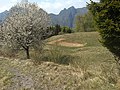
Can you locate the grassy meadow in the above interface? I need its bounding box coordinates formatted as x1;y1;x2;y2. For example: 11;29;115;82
0;32;120;90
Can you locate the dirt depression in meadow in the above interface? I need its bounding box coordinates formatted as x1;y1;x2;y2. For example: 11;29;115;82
48;38;87;47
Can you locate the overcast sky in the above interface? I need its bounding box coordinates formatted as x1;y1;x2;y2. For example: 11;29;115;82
0;0;99;14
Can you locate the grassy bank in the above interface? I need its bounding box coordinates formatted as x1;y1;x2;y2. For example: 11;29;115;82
0;32;120;90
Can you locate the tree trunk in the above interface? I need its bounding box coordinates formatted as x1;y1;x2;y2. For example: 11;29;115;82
26;46;30;59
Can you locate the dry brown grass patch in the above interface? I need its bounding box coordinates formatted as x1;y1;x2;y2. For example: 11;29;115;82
48;38;87;47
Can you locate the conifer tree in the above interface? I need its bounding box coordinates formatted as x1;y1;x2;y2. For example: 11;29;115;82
89;0;120;63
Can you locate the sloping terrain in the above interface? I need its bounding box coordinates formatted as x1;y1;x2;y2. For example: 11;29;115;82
0;57;83;90
0;32;120;90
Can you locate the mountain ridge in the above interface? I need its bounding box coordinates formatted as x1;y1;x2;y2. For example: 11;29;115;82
0;10;9;23
49;6;88;28
0;6;88;27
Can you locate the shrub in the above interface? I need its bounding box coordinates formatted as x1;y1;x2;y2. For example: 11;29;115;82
31;46;73;65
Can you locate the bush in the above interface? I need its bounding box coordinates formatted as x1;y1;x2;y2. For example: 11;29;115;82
31;46;73;65
61;26;73;33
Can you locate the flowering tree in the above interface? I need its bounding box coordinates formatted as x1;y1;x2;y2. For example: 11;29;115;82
2;2;50;59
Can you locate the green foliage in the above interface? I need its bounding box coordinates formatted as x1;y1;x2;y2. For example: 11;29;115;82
48;24;61;36
75;11;97;32
54;24;61;35
88;1;120;62
61;26;73;33
31;46;72;65
45;46;72;65
48;25;73;36
75;15;84;32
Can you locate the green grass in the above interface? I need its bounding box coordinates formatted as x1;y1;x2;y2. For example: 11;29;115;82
47;32;101;47
44;32;120;89
0;32;120;90
46;32;114;66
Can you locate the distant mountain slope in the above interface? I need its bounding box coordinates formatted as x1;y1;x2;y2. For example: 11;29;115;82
49;6;88;28
0;10;9;23
0;6;88;27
